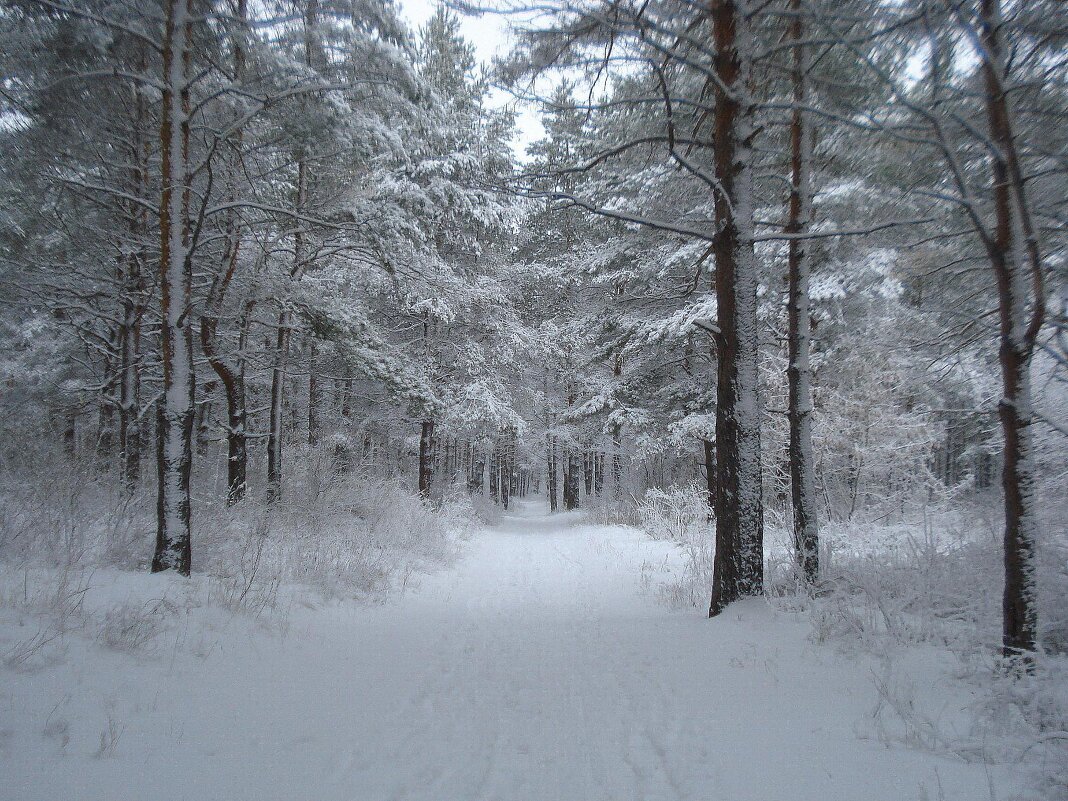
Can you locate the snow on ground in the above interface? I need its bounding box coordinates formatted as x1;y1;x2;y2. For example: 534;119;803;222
1;501;1012;801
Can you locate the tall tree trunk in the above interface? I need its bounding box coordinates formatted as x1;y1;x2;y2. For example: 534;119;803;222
267;0;320;502
500;442;510;510
418;419;435;499
563;448;581;510
708;0;765;616
202;295;249;503
118;300;141;489
469;445;485;493
152;0;194;576
786;0;818;586
118;326;142;481
308;340;321;446
490;443;500;503
547;436;558;512
96;342;117;465
266;314;288;504
266;161;307;504
612;427;623;500
201;0;249;504
118;41;149;491
980;0;1045;661
611;304;625;501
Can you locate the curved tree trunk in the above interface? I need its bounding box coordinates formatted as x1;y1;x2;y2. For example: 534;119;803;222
980;0;1044;661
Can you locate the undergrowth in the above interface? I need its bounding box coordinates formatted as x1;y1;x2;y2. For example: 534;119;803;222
635;482;1068;800
0;445;472;669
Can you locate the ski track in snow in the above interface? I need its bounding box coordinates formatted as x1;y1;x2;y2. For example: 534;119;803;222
0;501;1008;801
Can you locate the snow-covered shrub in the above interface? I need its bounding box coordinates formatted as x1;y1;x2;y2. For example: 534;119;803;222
467;490;504;526
0;566;93;669
194;454;471;603
634;483;715;609
0;442;473;625
582;490;642;527
637;483;708;543
804;513;999;650
650;476;1068;796
0;456;151;570
792;501;1068;797
97;598;173;654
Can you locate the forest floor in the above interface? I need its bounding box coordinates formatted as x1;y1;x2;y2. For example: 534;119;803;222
1;500;1015;801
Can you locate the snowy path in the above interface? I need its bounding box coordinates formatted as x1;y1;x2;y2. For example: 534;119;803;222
3;502;1004;801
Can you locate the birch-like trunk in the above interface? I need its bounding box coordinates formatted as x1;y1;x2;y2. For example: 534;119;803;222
708;0;765;617
152;0;194;576
786;0;818;586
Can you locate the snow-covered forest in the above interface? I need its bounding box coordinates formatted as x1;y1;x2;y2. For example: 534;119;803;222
0;0;1066;798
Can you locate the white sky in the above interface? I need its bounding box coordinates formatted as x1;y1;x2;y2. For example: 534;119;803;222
398;0;544;160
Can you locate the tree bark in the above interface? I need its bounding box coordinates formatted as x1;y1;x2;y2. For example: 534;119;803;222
267;160;307;504
152;0;194;576
563;447;581;510
500;443;511;510
200;0;250;504
490;442;500;503
96;341;117;465
469;445;486;493
786;0;818;586
611;304;625;501
547;436;558;512
708;0;765;616
418;419;435;499
980;0;1044;661
612;427;623;500
266;314;288;504
117;151;145;490
308;340;321;446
